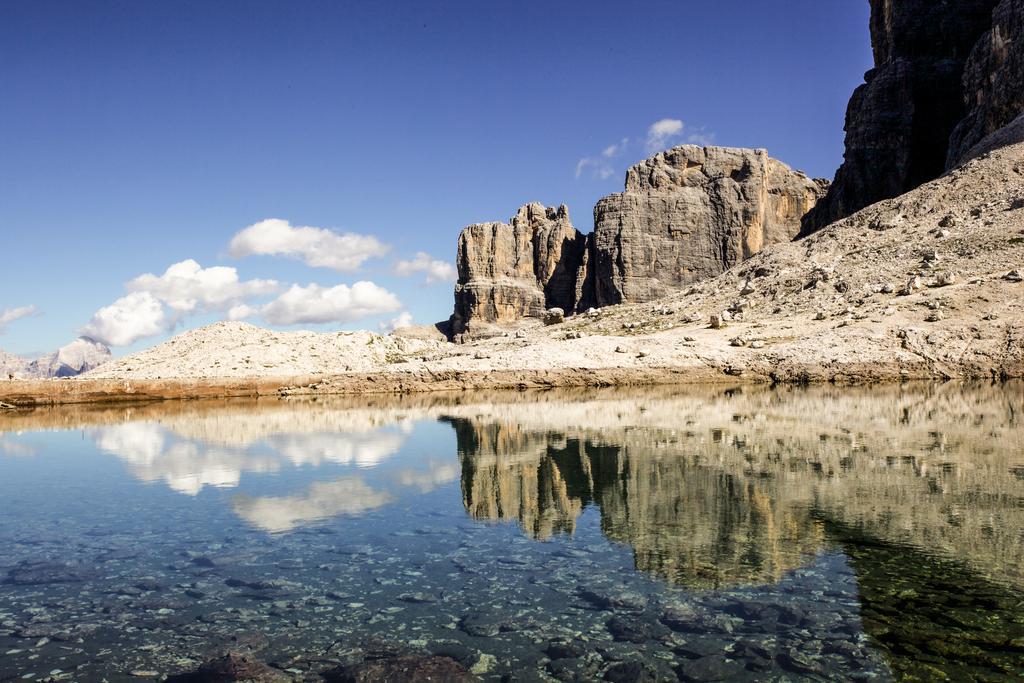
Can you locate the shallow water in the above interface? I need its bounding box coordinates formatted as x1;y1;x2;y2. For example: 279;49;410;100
1;383;1022;681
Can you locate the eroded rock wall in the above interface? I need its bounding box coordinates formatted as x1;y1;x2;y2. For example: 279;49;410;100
450;203;588;336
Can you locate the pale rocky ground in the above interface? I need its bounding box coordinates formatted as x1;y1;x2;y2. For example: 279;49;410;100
74;128;1024;389
82;324;437;380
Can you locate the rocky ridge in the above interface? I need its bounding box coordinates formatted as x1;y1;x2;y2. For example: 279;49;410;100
77;322;435;380
0;349;28;379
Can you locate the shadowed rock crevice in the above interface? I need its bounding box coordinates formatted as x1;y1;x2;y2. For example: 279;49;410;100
800;0;1017;235
949;0;1024;166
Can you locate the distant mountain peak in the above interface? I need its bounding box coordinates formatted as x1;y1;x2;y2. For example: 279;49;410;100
1;337;111;379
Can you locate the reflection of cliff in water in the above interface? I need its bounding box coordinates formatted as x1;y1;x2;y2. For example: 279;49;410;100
451;418;825;588
828;521;1024;681
449;381;1024;591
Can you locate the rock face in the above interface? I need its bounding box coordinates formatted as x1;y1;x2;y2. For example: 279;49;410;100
949;0;1024;166
801;0;1013;234
450;147;824;332
450;203;588;336
592;146;826;305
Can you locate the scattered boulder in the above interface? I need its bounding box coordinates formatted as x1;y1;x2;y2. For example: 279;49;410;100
322;655;475;683
542;308;565;325
166;652;287;682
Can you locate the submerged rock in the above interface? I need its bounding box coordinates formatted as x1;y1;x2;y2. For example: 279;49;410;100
322;655;475;683
4;561;94;585
166;652;288;682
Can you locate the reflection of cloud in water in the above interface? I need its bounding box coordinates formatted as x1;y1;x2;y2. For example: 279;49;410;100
232;478;392;533
0;434;36;457
395;461;459;492
268;431;406;468
94;423;280;495
91;421;407;496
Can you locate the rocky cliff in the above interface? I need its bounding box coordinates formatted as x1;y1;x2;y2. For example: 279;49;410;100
592;146;826;305
450;147;824;334
450;203;588;337
801;0;1020;234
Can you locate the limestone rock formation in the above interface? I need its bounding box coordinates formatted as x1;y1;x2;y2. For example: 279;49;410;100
592;146;827;305
450;203;587;336
949;0;1024;166
801;0;1020;234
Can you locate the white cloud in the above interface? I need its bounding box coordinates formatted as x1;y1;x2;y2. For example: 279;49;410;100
228;218;390;272
687;128;716;146
602;138;629;158
82;259;280;347
393;252;456;284
0;305;36;334
127;259;278;314
577;121;715;180
233;478;393;533
379;311;414;332
81;292;170;347
0;435;36;458
646;118;685;152
227;304;257;321
260;281;402;326
575;157;615;181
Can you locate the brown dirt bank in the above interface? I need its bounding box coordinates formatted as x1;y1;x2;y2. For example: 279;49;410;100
0;356;1007;409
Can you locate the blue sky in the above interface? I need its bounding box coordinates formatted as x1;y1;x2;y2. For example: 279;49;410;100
0;0;871;356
